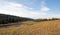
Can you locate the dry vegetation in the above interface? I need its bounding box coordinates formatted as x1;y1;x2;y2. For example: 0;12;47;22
0;20;60;35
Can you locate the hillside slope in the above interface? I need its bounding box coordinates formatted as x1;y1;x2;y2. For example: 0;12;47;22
0;14;33;24
0;20;60;35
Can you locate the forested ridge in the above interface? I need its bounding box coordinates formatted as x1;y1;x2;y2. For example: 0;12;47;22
0;14;33;24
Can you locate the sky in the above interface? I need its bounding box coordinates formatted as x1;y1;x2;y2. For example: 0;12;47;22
0;0;60;19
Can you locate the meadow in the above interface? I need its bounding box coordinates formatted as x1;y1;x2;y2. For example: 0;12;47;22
0;20;60;35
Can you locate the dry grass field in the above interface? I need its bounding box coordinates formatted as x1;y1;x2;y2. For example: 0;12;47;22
0;20;60;35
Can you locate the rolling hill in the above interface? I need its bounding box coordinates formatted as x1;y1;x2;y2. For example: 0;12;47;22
0;20;60;35
0;14;60;35
0;14;33;24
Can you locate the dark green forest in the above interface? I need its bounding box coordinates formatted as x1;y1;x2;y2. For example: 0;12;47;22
0;14;33;24
0;14;60;26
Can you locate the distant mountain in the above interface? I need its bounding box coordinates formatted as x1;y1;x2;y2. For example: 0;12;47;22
0;14;33;24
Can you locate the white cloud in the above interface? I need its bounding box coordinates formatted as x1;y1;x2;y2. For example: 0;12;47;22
0;1;46;19
0;0;59;19
41;0;50;12
41;6;50;12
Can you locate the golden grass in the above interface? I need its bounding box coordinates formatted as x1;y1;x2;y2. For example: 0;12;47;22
0;20;60;35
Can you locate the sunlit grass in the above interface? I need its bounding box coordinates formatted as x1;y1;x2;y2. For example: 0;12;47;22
0;20;60;35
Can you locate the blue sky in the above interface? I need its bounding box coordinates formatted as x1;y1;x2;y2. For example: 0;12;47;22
0;0;60;19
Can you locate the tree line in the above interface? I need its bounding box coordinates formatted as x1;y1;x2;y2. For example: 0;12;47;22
33;18;60;22
0;14;33;24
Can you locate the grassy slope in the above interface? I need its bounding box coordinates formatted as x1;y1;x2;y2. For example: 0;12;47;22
0;20;60;35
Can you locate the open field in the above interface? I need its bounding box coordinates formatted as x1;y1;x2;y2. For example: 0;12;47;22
0;20;60;35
